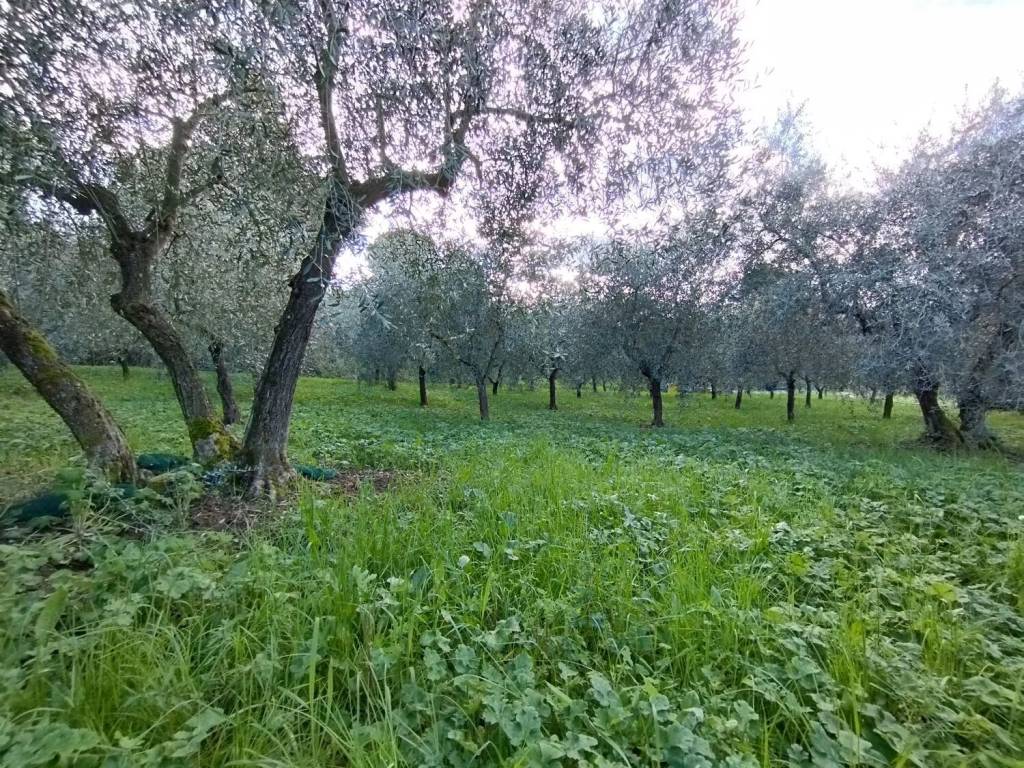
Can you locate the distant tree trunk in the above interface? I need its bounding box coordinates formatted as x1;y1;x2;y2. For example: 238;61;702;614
882;390;894;420
117;354;129;380
575;383;582;398
786;372;796;422
602;380;607;392
385;370;397;391
373;368;381;385
816;386;824;399
746;387;751;396
734;387;743;410
548;369;558;411
768;386;775;399
591;376;597;393
710;383;717;399
914;382;962;446
869;388;878;404
208;342;240;425
476;377;490;421
418;366;428;407
0;289;136;482
647;374;664;427
804;377;812;408
491;378;499;396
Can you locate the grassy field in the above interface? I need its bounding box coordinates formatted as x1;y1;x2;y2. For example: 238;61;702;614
1;367;1023;766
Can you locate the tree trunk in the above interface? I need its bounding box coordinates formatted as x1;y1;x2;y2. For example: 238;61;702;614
768;386;774;399
241;183;357;495
418;366;428;407
208;342;240;425
386;370;397;391
710;383;717;399
816;386;824;400
804;377;812;408
492;378;499;396
786;372;796;422
648;376;664;427
548;369;558;410
476;378;490;421
915;384;963;446
0;290;136;482
576;383;582;398
869;388;878;404
602;380;607;392
591;376;597;393
734;387;743;410
112;240;233;463
118;355;129;380
958;390;996;448
882;390;894;420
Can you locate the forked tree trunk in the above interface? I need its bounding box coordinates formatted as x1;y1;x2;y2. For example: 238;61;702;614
418;366;428;407
915;384;963;446
816;386;824;400
734;387;743;410
112;240;233;463
804;377;812;408
548;369;558;410
882;390;894;420
476;378;490;421
0;290;136;482
786;372;796;422
648;376;664;427
208;342;240;425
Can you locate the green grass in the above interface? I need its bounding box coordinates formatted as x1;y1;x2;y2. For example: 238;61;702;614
2;367;1023;766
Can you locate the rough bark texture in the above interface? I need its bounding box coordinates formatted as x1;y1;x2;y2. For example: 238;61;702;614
648;376;664;427
548;369;558;411
915;385;963;446
240;182;355;495
786;372;796;423
418;366;428;407
476;379;490;421
882;391;894;420
734;387;743;410
0;290;136;482
958;391;996;448
209;342;240;425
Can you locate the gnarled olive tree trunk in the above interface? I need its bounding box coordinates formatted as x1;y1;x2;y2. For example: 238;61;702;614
476;377;490;421
882;391;894;419
209;342;240;425
915;384;963;446
0;290;136;482
648;376;664;427
111;237;233;463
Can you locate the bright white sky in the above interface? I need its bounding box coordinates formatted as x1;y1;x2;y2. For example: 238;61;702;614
738;0;1024;182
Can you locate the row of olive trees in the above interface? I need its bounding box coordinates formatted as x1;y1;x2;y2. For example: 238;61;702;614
1;0;742;493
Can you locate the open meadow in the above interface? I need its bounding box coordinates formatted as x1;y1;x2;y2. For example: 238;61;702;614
2;367;1023;767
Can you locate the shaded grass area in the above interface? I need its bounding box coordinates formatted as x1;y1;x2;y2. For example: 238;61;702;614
1;366;1023;766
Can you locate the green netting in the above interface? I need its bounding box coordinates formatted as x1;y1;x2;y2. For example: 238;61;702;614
3;492;71;523
137;453;190;473
295;464;338;481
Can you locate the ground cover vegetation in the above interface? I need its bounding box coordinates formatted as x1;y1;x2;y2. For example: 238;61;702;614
1;0;1023;764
